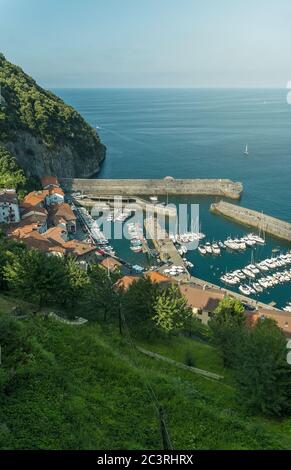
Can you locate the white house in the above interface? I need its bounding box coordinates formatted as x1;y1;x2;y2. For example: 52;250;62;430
0;189;20;224
45;188;65;207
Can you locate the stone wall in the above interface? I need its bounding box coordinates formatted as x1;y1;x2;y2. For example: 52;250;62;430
211;201;291;242
60;177;243;200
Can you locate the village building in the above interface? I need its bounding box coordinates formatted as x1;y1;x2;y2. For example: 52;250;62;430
6;211;48;238
63;239;98;263
50;203;77;233
0;189;20;224
179;284;225;325
45;187;65;207
115;271;173;290
41;176;60;190
100;257;123;273
24;190;48;208
249;309;291;337
43;226;68;244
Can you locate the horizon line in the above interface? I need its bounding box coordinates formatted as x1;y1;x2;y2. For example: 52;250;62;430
48;86;288;90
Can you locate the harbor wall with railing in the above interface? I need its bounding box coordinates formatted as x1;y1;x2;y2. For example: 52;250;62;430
60;177;243;200
210;201;291;243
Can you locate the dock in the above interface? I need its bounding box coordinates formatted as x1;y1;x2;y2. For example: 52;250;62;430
144;217;190;282
60;177;243;200
73;195;177;217
211;201;291;243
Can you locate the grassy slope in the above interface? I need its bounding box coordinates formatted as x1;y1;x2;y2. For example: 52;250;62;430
0;294;291;450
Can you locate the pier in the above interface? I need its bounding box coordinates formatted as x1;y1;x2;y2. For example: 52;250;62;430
60;177;243;200
210;201;291;243
144;217;190;282
73;195;177;217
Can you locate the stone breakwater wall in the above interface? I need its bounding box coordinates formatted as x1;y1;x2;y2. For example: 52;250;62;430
211;201;291;243
60;177;243;200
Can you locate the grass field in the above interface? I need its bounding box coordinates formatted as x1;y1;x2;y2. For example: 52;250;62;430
0;294;291;450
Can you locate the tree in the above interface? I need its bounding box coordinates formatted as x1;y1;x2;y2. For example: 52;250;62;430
121;277;160;336
61;256;90;315
4;250;66;308
0;146;27;189
208;297;246;367
153;284;192;333
234;318;291;417
88;264;120;322
0;230;26;290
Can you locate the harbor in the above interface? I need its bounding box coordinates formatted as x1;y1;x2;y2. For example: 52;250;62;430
72;193;291;310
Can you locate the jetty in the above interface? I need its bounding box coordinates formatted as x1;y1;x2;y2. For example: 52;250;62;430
60;177;243;200
73;195;177;217
144;217;190;282
210;201;291;243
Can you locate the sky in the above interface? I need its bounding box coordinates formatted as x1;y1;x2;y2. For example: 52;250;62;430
0;0;291;88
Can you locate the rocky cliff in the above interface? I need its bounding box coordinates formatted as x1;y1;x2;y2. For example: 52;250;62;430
0;53;106;178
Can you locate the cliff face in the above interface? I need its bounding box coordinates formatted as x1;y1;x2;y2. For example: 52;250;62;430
0;53;106;178
4;130;106;178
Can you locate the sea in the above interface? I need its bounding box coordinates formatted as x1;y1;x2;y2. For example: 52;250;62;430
54;88;291;308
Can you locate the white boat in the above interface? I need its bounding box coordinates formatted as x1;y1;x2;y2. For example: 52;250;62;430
198;245;207;255
253;282;263;293
242;268;256;279
212;243;221;255
239;284;251;295
205;242;212;254
244;144;249;156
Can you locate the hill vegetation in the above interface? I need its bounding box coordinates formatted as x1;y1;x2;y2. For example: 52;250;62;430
0;234;290;450
0;53;106;178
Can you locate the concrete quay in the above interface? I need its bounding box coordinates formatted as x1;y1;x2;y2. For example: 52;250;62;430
144;217;190;282
73;195;177;217
211;201;291;243
60;177;243;200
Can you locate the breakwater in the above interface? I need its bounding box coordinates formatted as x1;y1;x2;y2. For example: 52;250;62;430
210;201;291;243
60;177;243;200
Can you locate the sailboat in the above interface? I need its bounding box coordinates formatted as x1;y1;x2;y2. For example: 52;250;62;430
244;144;249;156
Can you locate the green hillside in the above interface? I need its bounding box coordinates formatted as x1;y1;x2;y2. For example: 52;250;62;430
0;295;290;450
0;53;106;178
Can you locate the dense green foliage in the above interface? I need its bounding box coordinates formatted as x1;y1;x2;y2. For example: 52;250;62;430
153;284;192;333
0;309;290;450
209;297;246;367
121;277;161;337
234;319;291;417
0;230;290;448
0;53;104;158
0;146;27;189
209;297;291;417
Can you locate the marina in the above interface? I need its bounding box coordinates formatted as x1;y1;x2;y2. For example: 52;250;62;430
72;194;291;309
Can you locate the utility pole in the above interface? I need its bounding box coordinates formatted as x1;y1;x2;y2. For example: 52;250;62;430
158;406;172;450
118;300;122;336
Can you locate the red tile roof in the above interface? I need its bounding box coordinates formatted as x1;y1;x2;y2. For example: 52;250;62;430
24;191;48;207
179;284;225;312
100;257;122;271
51;203;76;223
41;176;59;188
249;309;291;335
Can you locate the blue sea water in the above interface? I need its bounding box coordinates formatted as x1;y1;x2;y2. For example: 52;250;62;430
54;88;291;307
